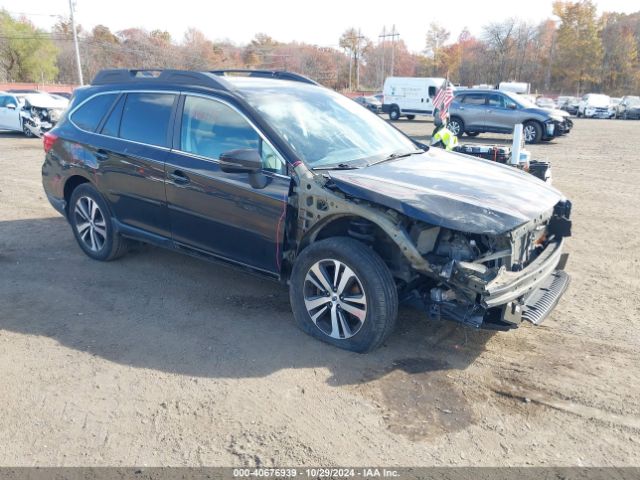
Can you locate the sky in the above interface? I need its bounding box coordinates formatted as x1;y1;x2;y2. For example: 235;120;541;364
2;0;638;53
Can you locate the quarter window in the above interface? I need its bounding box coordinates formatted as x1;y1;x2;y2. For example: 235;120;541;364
71;93;118;132
119;93;176;147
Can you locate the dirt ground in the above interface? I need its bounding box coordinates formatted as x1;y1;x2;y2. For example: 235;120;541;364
0;118;639;467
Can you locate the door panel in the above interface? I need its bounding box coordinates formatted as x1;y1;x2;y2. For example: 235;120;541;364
165;154;289;273
459;93;487;130
166;94;290;274
484;93;516;133
88;92;176;237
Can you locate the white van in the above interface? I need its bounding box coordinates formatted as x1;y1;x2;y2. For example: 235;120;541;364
382;77;445;120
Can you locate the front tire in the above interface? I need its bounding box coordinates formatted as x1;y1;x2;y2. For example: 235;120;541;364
523;121;542;144
466;131;480;137
69;183;129;261
289;237;398;353
22;121;35;138
389;106;400;121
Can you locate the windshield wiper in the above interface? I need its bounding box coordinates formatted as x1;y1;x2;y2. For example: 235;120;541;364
312;163;362;171
369;150;423;166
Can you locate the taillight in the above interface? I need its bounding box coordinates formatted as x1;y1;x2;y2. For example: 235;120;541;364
43;132;58;153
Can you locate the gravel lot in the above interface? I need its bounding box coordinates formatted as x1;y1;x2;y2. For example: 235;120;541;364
1;118;639;467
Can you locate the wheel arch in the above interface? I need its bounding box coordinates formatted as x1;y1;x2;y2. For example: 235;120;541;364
296;214;414;283
63;174;93;214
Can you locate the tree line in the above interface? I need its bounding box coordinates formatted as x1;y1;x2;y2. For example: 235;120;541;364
1;1;638;95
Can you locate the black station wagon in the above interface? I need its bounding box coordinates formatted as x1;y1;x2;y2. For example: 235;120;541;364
42;69;572;352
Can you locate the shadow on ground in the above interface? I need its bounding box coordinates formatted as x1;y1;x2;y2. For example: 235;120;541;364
0;216;495;388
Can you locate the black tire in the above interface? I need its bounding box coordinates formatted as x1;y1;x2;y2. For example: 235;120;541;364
523;121;542;144
289;237;398;353
389;106;400;121
406;115;416;120
576;110;582;118
448;117;464;137
466;131;480;137
68;183;129;261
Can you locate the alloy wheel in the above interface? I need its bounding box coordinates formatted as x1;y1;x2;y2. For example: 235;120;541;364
524;124;536;142
448;120;461;136
303;259;367;339
74;196;107;252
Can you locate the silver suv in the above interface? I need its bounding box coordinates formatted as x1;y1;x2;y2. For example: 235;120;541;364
448;90;572;143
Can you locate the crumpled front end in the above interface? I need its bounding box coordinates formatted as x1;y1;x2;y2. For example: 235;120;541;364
21;104;64;137
412;199;572;330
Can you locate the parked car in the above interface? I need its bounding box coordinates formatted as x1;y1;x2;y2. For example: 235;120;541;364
0;91;69;137
609;97;621;119
615;96;640;119
448;89;572;143
49;91;73;100
382;76;445;120
353;95;382;113
577;93;611;118
558;96;580;115
536;97;556;109
42;68;572;352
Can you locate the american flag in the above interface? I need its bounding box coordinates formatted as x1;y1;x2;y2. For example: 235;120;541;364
433;82;455;122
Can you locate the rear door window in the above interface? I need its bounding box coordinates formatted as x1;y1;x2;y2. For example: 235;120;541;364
71;93;118;132
462;94;487;105
119;93;176;147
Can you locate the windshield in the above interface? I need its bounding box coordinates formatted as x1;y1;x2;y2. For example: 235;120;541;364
242;84;419;168
627;97;640;106
503;91;538;109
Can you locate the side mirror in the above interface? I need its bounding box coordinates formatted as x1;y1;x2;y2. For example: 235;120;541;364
507;103;517;110
219;148;262;174
219;148;268;189
6;103;17;110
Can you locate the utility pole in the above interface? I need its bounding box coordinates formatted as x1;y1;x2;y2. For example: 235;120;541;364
379;25;400;77
346;30;364;91
69;0;83;85
379;26;386;88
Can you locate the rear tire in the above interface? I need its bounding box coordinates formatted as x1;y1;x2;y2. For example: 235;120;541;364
69;183;129;261
466;131;480;137
448;117;464;137
406;115;416;120
523;121;542;144
289;237;398;353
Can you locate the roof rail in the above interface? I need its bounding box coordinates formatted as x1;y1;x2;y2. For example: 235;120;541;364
209;69;319;86
91;69;231;91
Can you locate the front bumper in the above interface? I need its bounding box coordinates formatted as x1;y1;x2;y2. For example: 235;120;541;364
425;236;570;330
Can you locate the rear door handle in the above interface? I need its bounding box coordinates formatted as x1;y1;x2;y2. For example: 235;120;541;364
169;170;190;185
95;149;109;161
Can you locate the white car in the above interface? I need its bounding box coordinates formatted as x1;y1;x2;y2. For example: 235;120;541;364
577;93;611;119
0;91;69;137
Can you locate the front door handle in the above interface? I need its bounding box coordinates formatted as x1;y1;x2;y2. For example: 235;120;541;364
169;170;190;185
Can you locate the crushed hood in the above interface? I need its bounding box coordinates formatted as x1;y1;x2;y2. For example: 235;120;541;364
328;148;564;235
22;94;69;109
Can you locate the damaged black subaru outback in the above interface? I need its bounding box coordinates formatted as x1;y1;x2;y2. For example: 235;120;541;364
42;69;572;352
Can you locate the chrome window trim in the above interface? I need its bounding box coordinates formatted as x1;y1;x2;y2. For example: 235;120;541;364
67;89;290;178
68;90;180;151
